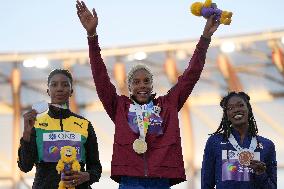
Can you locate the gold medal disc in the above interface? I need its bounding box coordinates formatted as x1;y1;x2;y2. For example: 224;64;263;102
133;139;147;154
238;151;254;166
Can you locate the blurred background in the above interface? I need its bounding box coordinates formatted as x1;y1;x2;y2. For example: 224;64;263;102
0;0;283;188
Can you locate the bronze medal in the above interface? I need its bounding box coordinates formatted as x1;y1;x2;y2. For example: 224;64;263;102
238;151;254;166
133;139;147;154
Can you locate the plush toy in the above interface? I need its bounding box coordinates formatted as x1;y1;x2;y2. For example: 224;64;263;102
56;146;81;189
190;0;232;25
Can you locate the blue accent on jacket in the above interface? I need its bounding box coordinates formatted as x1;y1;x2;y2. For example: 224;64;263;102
201;129;277;189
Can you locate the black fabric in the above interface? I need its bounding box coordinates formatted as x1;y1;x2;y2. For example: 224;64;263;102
17;107;102;188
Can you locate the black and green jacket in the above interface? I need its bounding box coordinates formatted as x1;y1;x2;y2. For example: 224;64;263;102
18;105;102;189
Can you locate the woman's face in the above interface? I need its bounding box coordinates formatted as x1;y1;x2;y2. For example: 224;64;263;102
129;69;153;104
226;95;249;128
48;73;72;105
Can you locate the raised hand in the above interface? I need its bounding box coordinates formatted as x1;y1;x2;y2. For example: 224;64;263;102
22;109;37;142
202;15;220;39
76;0;98;35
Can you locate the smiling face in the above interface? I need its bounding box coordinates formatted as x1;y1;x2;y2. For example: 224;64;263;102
129;69;153;104
48;73;72;105
65;148;72;157
226;95;249;128
60;146;77;163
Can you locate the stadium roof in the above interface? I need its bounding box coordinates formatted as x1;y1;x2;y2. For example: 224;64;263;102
0;29;283;188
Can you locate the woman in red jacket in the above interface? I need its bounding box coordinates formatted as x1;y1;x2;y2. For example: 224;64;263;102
76;1;219;188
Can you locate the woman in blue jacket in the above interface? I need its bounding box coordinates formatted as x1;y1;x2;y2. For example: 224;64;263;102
201;91;277;189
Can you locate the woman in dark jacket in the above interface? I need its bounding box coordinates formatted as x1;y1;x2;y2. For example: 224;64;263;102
201;91;277;189
18;69;102;189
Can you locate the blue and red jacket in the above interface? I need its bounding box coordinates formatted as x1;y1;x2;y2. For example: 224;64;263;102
201;128;277;189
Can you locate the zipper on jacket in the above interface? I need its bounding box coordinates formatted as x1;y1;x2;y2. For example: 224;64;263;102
60;108;63;131
143;153;148;177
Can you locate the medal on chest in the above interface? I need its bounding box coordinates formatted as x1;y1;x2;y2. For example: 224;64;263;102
238;150;254;166
228;134;257;166
133;138;148;154
130;101;160;154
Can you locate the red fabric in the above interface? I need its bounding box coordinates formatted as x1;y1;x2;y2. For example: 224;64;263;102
88;35;210;186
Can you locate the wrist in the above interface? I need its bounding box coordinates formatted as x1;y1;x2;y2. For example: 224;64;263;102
81;171;90;182
255;170;266;175
87;30;97;38
202;33;211;39
85;172;90;181
23;131;31;142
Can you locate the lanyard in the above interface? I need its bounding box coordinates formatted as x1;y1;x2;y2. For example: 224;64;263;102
228;133;257;153
130;101;153;140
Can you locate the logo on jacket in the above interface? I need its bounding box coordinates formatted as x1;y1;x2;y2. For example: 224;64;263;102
257;142;264;149
228;151;236;159
49;133;57;140
39;122;48;127
74;121;83;128
227;163;237;172
48;146;59;154
44;132;81;142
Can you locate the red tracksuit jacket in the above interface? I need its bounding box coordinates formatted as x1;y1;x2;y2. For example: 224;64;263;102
88;35;210;186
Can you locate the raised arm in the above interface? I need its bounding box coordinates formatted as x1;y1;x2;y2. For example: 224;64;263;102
18;110;38;172
76;1;118;121
76;0;97;36
164;16;219;111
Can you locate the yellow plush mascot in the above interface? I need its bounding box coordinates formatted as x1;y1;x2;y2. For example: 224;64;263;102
56;146;81;189
190;0;232;25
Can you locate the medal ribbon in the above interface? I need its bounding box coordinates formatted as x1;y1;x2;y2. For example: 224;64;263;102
228;134;257;154
130;101;153;141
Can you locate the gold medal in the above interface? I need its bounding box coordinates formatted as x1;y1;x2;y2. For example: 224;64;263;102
133;139;147;154
238;151;254;166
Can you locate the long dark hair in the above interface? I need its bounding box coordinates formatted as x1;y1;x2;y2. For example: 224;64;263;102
211;91;258;140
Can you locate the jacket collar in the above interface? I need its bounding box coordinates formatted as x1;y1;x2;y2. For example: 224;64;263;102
47;105;71;119
231;127;252;147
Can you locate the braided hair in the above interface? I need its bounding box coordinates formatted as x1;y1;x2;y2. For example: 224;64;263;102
212;91;258;140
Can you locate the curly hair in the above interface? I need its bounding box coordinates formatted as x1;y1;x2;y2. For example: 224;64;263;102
212;91;258;140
